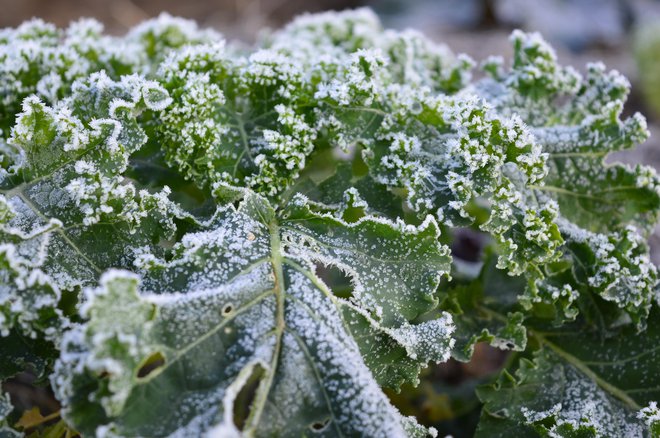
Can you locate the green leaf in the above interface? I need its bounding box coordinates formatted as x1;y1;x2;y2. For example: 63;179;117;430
53;190;452;436
477;307;660;437
476;31;658;326
0;73;187;341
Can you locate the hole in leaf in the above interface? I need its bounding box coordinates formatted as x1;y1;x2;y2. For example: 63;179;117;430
222;303;234;316
137;352;166;379
233;364;265;430
314;263;354;299
58;288;80;321
309;418;331;433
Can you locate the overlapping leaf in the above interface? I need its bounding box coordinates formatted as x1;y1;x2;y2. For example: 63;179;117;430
477;307;660;437
53;190;453;437
440;253;527;362
476;31;660;326
0;72;188;344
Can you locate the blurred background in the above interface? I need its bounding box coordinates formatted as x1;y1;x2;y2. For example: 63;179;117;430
2;1;660;436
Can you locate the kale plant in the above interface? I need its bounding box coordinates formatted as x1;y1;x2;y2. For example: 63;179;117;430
1;9;659;438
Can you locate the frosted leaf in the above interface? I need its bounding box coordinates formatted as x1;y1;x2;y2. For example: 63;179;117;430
155;44;318;196
470;30;659;326
357;86;556;277
638;402;660;435
478;307;660;437
53;190;451;436
281;192;451;326
555;221;657;327
126;13;221;65
0;72;186;344
480;349;649;436
0;13;217;138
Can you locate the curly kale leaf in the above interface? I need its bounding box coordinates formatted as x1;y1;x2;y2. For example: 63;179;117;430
476;31;659;327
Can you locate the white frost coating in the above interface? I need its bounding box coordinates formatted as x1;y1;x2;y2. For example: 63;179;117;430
388;315;455;363
0;192;73;339
521;403;563;423
50;191;449;436
342;294;455;365
520;364;646;437
638;402;660;427
0;244;65;339
284;269;410;437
